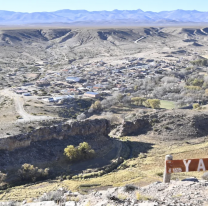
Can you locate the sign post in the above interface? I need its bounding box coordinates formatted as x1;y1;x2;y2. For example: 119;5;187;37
163;154;173;183
163;156;208;183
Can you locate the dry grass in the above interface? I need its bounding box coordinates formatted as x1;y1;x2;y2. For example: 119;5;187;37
1;135;208;202
85;201;91;206
136;192;150;201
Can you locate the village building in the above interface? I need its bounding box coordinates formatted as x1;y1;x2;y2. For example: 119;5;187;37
36;79;50;87
83;92;100;98
66;77;83;83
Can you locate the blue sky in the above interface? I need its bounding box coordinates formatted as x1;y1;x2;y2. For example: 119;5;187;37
0;0;208;12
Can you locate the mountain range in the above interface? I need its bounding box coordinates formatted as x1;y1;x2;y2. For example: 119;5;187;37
0;9;208;25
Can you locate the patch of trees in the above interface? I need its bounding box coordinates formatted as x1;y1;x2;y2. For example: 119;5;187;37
186;78;204;87
89;100;102;112
185;85;201;90
18;163;49;182
64;142;95;162
145;99;161;109
131;97;146;106
131;97;160;109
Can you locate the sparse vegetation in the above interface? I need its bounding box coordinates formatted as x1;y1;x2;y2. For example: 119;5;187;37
136;192;150;201
18;163;49;183
191;59;208;66
193;103;201;109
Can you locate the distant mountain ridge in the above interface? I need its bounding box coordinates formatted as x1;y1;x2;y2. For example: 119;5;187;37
0;9;208;25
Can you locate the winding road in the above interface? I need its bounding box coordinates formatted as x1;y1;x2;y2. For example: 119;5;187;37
0;88;53;122
134;36;146;44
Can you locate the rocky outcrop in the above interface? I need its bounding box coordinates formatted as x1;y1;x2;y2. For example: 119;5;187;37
0;119;117;172
0;119;110;151
6;178;208;205
112;110;208;140
112;118;151;137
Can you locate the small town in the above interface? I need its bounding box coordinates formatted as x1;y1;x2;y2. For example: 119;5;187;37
4;55;198;113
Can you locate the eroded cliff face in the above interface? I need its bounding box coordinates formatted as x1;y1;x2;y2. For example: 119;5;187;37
0;119;116;173
0;119;110;151
3;110;208;153
112;110;208;140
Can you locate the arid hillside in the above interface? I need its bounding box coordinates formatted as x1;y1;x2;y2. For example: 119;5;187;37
0;27;208;66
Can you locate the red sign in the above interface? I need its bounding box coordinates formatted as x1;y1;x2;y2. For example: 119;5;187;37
166;158;208;174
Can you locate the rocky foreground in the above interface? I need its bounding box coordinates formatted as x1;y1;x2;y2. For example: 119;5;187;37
2;178;208;206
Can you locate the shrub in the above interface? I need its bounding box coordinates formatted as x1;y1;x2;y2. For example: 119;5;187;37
39;190;66;202
185;86;201;90
131;97;147;106
193;103;200;109
64;142;95;162
91;100;102;111
192;78;204;87
117;194;127;200
163;125;170;130
124;184;137;192
18;164;49;182
136;192;150;201
144;99;160;109
0;172;6;182
191;59;207;66
156;172;163;177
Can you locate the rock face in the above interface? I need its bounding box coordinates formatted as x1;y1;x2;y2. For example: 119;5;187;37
112;110;208;140
0;119;110;151
112;118;151;137
0;119;116;171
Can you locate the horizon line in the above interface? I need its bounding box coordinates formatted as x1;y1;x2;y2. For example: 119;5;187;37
0;8;207;14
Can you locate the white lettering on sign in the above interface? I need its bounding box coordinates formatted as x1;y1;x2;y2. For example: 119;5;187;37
173;168;182;173
183;160;192;172
197;159;206;171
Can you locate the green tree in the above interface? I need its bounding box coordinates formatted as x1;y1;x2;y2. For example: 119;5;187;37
64;142;95;162
77;142;95;160
192;79;204;87
91;100;102;111
193;103;200;109
64;145;79;161
18;164;49;182
144;99;160;109
185;86;201;90
131;97;147;106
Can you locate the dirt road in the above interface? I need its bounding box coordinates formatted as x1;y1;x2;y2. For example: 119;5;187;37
0;89;53;122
